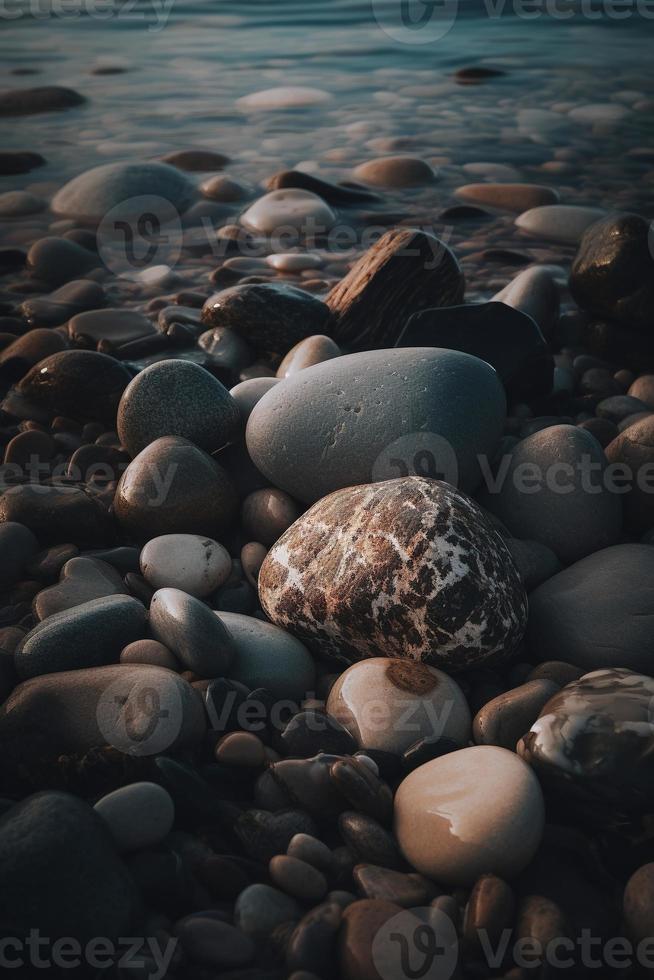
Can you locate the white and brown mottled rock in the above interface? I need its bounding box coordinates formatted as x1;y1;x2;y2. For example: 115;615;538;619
258;477;527;670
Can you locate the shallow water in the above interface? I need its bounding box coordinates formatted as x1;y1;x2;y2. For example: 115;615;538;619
2;0;654;302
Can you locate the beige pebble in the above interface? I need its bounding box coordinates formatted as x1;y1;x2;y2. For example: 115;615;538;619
241;488;301;545
241;541;268;588
215;731;266;767
473;679;560;750
120;639;180;671
276;335;341;379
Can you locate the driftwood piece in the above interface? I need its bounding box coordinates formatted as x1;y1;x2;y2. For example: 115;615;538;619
326;228;465;350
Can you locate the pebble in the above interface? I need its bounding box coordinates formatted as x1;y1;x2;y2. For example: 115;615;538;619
0;522;38;588
68;308;156;346
0;484;112;548
240;188;336;235
114;436;238;540
216;611;316;702
605;415;654;531
15;594;147;679
234;883;301;937
266;252;323;272
202;282;332;357
569;102;630;124
287;833;334;872
270;854;328;903
0;663;206;761
528;544;654;671
267;168;379;204
327;657;470;755
26;236;99;286
4;349;132;426
160;148;229;171
33;556;128;620
201;174;252;202
120;638;179;670
0;328;67;377
394;745;545;885
117;359;241;458
0;85;85;115
455;183;559;211
352;155;436;188
0;792;137;949
149;588;235;677
480;424;622;565
504;537;561;591
259;477;527;670
597;393;650;424
140;533;232;597
463;873;516;954
175;916;255;968
515;204;606;243
235;808;319;863
94;781;175;851
240;542;268;588
624;864;654;944
286;902;342;976
518;668;654;819
353;865;436;907
338;812;403;870
241;487;301;545
628;374;654;408
491;264;560;339
472;678;560;750
247;347;506;502
570;213;654;329
280;710;357;757
338;899;403;980
215;730;266;767
0;150;45;174
52;161;195;221
0;190;46;217
237;86;332;110
230;377;280;421
276;334;341;378
21;280;106;328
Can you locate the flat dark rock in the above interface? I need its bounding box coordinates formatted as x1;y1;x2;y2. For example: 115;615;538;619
0;150;46;174
0;86;86;115
266;169;380;204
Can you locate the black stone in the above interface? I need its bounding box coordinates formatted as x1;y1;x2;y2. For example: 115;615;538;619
0;150;46;175
396;300;553;399
280;710;358;758
235;807;319;863
0;484;113;547
266;169;380;204
570;213;654;330
0;86;86;115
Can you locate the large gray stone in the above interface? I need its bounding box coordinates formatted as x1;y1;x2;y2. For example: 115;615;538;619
52;161;195;222
15;594;147;679
479;424;622;565
117;359;241;458
246;348;506;503
528;544;654;672
0;792;139;948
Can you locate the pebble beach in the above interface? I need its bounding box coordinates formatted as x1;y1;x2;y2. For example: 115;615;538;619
1;1;654;978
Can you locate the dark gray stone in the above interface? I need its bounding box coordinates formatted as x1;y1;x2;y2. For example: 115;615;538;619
27;236;99;286
33;556;128;620
150;587;235;677
0;521;38;588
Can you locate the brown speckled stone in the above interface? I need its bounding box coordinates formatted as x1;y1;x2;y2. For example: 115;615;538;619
258;476;527;670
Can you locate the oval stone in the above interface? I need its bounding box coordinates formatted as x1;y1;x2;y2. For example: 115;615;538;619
246;348;506;502
394;745;545;885
117;359;241;458
353;155;436;188
327;658;471;755
259;477;527;670
240;188;336;235
51;161;195;222
140;534;232;597
94;782;174;851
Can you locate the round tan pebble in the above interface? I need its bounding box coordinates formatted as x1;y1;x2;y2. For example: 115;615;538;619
140;533;232;598
120;639;180;671
338;899;403;980
463;873;516;954
276;335;341;379
215;731;266;767
353;155;436;188
241;488;301;546
472;679;560;750
327;657;471;755
241;541;268;588
269;854;328;903
394;745;545;886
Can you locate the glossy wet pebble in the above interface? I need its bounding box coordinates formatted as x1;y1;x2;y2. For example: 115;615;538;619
114;436;238;540
140;533;231;597
94;781;174;851
327;658;470;754
247;347;506;501
528;544;654;671
518;668;654;818
394;745;545;885
51;161;195;221
473;679;560;750
240;188;336;235
150;588;235;676
259;477;527;670
117;359;241;458
353;155;436;188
